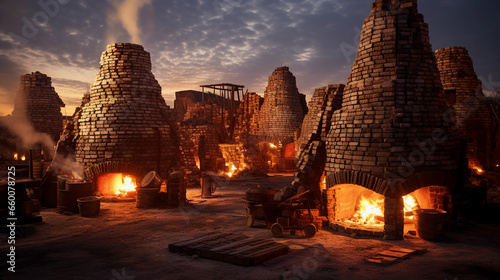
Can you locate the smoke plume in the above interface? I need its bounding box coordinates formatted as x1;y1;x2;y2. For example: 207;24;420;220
51;154;85;180
0;111;55;157
106;0;152;44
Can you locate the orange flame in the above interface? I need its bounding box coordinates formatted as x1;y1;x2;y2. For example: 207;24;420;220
469;160;485;175
14;153;18;160
195;157;200;169
349;194;419;225
21;155;26;161
352;196;384;225
226;163;238;178
115;175;137;197
403;194;418;220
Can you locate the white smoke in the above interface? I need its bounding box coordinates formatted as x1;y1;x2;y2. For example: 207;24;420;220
0;112;55;157
106;0;152;44
51;154;85;180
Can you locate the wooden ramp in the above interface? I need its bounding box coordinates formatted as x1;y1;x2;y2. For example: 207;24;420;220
169;232;289;266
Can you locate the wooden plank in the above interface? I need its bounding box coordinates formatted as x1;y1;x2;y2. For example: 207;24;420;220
209;236;254;252
365;255;398;265
229;239;276;255
389;247;416;254
379;250;411;259
169;233;289;266
168;232;223;252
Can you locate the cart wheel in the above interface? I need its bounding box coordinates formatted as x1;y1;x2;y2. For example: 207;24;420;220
271;223;284;238
290;229;296;236
246;215;254;227
304;224;317;238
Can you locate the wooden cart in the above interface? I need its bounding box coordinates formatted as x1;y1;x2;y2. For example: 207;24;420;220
270;190;326;238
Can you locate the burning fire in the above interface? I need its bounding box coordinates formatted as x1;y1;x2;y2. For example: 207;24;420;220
469;160;485;175
195;157;200;169
226;163;238;178
269;143;277;149
352;196;384;225
349;194;419;225
13;153;18;160
115;175;137;197
403;194;418;221
21;155;26;161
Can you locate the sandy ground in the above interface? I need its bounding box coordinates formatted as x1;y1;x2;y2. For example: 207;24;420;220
1;173;500;280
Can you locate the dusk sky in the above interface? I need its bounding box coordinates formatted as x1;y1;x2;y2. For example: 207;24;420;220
0;0;499;116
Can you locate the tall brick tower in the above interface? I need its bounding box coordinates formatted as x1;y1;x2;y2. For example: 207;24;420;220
324;0;459;238
257;66;305;145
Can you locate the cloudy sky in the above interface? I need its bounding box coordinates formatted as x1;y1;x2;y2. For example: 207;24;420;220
0;0;499;116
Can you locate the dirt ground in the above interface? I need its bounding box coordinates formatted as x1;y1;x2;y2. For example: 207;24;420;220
1;173;500;280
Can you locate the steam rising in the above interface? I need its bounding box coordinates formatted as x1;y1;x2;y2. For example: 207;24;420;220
106;0;152;44
51;154;85;180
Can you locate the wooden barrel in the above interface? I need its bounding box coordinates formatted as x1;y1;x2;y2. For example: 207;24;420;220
57;181;93;214
136;188;159;209
414;209;447;239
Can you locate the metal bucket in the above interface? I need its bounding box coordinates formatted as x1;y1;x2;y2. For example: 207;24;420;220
136;188;159;209
414;209;447;239
77;196;101;217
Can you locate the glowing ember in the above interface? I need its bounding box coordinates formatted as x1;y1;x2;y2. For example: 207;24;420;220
195;157;200;169
13;153;18;160
403;194;418;221
469;160;485;175
320;175;326;190
348;193;420;226
269;143;277;149
21;155;26;161
352;196;384;225
226;163;238;178
115;175;137;196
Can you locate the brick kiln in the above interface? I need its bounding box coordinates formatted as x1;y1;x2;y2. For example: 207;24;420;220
12;71;65;158
435;47;493;171
323;0;460;239
257;66;307;145
73;43;179;194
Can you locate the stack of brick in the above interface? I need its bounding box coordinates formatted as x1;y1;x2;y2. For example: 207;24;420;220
435;47;493;169
285;84;344;203
12;71;65;153
296;85;344;150
74;43;179;179
324;0;459;239
234;92;263;142
257;66;305;145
